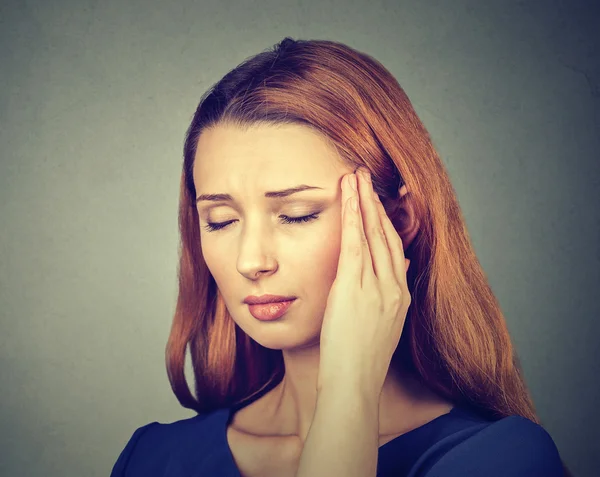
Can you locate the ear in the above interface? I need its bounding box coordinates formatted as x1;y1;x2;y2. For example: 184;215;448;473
380;185;419;253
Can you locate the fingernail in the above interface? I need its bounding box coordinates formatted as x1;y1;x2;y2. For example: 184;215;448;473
350;174;357;191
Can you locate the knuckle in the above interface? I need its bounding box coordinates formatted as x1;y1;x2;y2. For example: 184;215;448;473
370;225;385;238
367;292;383;310
387;288;405;307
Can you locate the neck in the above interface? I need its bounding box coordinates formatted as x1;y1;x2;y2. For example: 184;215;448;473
268;343;431;444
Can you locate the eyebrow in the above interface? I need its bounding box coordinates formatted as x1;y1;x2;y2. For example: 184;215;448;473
195;185;324;203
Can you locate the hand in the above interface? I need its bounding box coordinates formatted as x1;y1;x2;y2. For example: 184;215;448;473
317;168;411;397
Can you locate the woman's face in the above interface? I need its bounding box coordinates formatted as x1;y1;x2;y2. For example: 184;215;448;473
193;123;353;350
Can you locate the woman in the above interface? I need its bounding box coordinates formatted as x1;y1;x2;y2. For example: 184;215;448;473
110;37;570;476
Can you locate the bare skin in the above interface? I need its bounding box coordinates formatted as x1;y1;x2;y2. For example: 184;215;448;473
193;124;454;476
226;366;453;477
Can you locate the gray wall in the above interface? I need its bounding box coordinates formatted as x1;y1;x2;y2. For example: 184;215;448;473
1;0;598;476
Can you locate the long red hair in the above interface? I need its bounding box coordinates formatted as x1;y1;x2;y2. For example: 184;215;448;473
166;37;570;474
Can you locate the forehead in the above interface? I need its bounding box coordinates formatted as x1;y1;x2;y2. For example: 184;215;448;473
192;123;346;191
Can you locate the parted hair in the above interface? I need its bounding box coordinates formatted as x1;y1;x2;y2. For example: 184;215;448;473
166;36;571;476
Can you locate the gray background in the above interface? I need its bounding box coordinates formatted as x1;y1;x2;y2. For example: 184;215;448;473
1;0;598;476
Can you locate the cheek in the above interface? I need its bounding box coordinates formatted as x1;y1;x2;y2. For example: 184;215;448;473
200;241;227;284
300;223;342;287
200;216;343;293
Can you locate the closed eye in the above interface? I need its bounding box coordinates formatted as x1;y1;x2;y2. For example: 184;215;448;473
202;213;320;233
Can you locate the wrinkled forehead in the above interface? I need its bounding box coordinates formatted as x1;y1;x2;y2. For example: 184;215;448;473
192;123;348;192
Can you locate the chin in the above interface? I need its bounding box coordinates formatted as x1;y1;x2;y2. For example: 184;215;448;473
245;326;320;351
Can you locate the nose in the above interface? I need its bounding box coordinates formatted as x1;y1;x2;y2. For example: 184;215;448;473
236;223;278;280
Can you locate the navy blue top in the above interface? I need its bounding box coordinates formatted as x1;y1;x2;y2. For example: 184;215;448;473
110;403;564;476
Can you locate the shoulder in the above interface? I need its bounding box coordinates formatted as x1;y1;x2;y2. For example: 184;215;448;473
109;409;229;477
415;414;564;477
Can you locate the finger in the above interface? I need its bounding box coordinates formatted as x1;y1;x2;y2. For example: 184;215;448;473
340;173;349;218
337;173;363;281
350;172;374;285
373;191;409;289
356;169;397;286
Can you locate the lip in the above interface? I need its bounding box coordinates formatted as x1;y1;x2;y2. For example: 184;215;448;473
243;294;296;305
247;299;296;321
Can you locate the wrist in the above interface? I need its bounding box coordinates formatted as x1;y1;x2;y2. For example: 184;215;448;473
316;378;382;408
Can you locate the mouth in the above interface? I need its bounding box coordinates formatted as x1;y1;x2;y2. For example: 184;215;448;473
243;294;297;305
247;299;296;321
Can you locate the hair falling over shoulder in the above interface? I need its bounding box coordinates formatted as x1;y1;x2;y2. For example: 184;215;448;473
165;37;572;476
